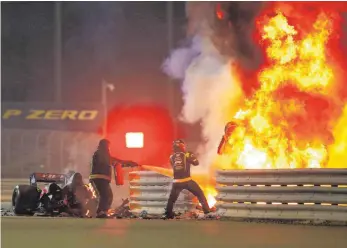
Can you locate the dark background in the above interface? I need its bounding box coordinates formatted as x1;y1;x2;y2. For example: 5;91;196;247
1;1;186;110
1;2;203;176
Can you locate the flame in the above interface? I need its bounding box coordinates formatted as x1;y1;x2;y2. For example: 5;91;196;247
217;5;346;169
259;12;333;92
191;174;217;208
216;3;224;20
201;186;217;208
85;183;97;199
107;209;116;217
328;105;347;167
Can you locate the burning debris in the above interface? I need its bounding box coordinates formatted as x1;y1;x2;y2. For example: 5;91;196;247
106;198;134;219
164;2;347;171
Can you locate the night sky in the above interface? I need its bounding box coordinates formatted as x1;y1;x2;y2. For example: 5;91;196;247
1;1;186;112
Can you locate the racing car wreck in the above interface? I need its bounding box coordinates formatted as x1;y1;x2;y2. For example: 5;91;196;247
10;169;219;220
12;171;97;217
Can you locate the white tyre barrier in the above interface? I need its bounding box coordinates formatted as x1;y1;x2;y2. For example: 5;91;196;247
129;171;196;215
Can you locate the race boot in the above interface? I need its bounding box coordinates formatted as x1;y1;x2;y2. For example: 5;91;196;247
96;211;108;218
197;210;217;219
161;212;174;220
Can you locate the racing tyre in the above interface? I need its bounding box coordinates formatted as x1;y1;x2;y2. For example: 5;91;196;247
12;185;40;215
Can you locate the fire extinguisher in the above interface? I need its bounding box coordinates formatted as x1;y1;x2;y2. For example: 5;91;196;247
114;163;124;185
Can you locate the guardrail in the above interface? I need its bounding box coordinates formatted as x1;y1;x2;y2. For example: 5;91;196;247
215;169;347;222
129;171;195;215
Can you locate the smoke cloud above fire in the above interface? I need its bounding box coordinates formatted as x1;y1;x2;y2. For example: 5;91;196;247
163;2;347;170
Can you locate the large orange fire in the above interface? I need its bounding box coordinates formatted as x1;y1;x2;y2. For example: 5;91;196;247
216;2;347;170
143;3;347;209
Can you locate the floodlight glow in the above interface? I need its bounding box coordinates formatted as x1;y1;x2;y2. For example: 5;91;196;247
125;132;144;148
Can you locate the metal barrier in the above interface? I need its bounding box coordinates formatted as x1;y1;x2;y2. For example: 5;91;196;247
215;169;347;222
129;171;195;215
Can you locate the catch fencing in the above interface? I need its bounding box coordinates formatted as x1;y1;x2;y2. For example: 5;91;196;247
129;171;195;215
215;169;347;222
1;128;99;178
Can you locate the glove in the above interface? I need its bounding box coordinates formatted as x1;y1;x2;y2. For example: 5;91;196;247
185;151;193;158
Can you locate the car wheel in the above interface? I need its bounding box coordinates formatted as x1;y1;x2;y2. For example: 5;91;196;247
12;185;40;216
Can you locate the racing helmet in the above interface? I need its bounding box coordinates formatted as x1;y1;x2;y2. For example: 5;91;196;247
225;121;238;135
172;139;186;152
70;172;84;187
48;183;61;196
98;139;110;151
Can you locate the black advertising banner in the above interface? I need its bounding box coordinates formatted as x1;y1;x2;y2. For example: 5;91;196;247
1;102;104;132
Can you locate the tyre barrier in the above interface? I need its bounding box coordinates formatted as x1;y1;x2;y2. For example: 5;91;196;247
129;171;196;215
215;169;347;222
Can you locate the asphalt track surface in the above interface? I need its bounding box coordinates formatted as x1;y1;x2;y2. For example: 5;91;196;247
2;216;347;248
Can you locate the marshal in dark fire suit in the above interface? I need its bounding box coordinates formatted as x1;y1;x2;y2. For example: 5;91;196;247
89;139;138;218
163;139;211;219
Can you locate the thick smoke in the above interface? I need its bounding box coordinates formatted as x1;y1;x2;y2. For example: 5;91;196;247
163;2;264;171
212;2;264;70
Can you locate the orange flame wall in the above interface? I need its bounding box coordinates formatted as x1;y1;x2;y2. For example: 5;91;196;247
216;2;347;170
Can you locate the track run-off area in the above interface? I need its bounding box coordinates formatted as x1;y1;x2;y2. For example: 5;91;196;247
2;215;347;248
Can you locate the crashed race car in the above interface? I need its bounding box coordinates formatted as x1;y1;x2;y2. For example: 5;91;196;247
12;171;97;217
